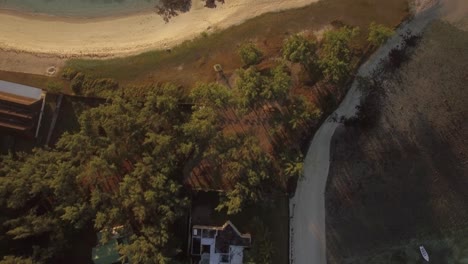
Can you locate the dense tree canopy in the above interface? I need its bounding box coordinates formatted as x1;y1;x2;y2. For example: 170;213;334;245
0;84;190;263
183;82;232;153
319;26;359;83
206;134;272;215
235;64;291;113
283;34;318;67
235;67;264;110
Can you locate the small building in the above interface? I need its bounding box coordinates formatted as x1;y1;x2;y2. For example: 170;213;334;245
0;80;45;137
191;221;251;264
92;226;130;264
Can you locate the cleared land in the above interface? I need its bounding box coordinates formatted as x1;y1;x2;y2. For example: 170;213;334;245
326;21;468;263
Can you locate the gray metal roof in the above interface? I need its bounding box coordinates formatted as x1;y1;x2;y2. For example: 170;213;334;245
0;80;42;100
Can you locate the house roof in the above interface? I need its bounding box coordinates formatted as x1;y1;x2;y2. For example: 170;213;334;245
215;221;251;253
0;80;42;105
193;221;251;254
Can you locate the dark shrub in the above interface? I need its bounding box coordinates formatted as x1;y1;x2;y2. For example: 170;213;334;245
238;43;263;66
61;67;79;80
388;46;407;69
401;30;422;47
71;72;85;94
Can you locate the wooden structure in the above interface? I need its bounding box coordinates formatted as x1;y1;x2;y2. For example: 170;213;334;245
0;80;45;138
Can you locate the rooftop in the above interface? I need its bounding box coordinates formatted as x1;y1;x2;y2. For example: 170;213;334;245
192;221;251;264
0;80;42;103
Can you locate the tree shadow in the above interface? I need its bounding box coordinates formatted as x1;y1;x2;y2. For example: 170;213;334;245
156;0;225;22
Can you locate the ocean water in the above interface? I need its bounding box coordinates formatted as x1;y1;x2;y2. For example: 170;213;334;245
0;0;158;17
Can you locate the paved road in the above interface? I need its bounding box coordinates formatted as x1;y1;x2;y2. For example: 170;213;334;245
289;1;444;263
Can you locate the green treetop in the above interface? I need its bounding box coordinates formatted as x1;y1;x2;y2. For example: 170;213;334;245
368;22;394;46
319;26;359;83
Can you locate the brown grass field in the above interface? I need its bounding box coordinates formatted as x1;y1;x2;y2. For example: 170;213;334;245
325;21;468;263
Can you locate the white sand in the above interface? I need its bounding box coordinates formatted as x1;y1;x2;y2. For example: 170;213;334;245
0;0;319;58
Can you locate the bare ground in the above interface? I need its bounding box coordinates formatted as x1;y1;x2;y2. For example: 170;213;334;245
326;20;468;263
0;50;66;77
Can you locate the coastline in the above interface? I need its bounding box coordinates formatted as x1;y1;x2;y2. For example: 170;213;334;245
0;0;320;59
0;6;154;23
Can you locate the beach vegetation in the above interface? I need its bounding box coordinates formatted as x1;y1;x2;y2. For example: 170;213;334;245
156;0;226;22
368;22;394;46
70;72;85;94
283;34;317;66
201;31;209;38
235;66;264;110
61;67;79;80
319;26;359;83
70;72;119;97
156;0;192;23
46;81;63;94
238;43;263;66
282;34;321;81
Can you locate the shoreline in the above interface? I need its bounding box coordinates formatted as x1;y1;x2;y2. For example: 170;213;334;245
0;7;154;23
0;0;320;59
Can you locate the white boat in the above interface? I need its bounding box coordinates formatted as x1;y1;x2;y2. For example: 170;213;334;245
420;245;430;262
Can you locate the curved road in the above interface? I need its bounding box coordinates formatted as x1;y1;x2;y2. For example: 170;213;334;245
289;1;446;263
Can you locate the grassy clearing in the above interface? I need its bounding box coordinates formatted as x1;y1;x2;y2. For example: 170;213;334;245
65;0;408;87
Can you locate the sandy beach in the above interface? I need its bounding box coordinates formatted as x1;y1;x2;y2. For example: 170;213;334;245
0;0;319;58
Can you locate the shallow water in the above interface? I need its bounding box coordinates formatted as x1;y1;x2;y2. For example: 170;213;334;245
0;0;157;17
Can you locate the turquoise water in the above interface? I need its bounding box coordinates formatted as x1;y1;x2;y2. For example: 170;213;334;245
0;0;158;17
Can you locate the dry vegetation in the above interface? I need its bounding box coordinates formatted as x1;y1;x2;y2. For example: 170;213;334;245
326;21;468;263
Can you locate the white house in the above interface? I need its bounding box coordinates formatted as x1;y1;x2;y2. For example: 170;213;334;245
191;221;251;264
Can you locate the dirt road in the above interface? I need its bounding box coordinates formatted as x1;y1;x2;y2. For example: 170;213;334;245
289;1;446;263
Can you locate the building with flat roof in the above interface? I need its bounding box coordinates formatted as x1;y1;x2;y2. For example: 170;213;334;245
0;80;45;137
191;221;251;264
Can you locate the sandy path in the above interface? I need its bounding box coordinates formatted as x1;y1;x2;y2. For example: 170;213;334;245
0;0;319;58
289;1;448;263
